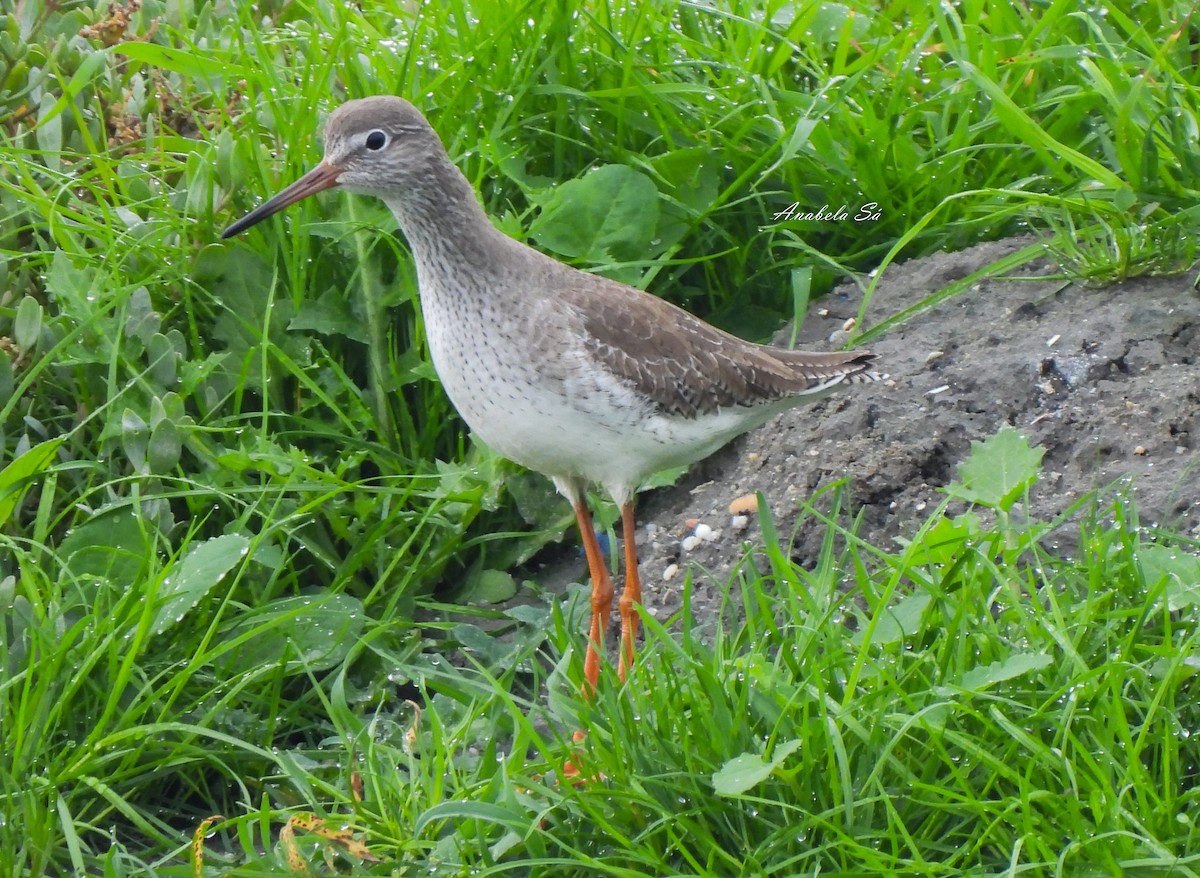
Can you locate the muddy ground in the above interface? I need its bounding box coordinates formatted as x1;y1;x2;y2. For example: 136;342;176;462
521;236;1199;636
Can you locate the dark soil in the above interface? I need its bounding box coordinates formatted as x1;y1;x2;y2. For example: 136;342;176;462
526;236;1200;635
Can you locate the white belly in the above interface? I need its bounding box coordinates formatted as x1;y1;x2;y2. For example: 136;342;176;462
427;320;781;500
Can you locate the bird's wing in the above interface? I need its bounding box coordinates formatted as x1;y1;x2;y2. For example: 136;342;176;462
559;277;877;419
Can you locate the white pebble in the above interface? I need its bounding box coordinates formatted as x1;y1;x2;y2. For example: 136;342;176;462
681;535;700;552
662;563;679;582
731;514;749;531
694;522;714;541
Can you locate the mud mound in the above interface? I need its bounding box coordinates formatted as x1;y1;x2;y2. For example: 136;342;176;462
552;237;1198;628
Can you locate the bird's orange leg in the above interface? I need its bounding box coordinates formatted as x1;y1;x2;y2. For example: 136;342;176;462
617;500;643;682
572;498;613;697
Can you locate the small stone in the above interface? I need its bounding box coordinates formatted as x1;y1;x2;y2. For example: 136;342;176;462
731;514;749;531
924;350;944;365
681;535;700;552
694;522;714;542
841;316;857;332
728;493;757;515
662;563;679;582
684;517;700;529
1134;445;1147;456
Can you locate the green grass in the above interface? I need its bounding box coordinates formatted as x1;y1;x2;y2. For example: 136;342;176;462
2;0;1200;874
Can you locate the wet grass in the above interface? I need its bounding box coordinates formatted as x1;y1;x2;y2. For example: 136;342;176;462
2;0;1199;874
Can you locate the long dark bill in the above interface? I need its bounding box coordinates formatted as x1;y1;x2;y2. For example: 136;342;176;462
220;161;342;239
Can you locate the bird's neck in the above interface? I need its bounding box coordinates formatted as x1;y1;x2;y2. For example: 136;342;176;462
381;159;515;287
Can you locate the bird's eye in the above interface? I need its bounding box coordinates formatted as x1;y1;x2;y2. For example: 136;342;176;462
365;130;388;150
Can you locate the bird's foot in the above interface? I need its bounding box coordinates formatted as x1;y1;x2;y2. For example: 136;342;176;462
560;730;604;785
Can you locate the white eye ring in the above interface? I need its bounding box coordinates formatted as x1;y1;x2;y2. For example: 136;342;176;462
365;129;389;150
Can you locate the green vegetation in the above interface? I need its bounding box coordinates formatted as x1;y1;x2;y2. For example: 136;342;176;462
2;0;1198;874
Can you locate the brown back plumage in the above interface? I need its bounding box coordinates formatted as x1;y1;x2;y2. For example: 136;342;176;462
560;277;879;419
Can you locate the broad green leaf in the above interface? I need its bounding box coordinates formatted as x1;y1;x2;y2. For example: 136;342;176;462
213;127;240;191
149;395;168;429
900;512;979;567
32;51;109;152
59;510;152;583
944;426;1044;511
712;738;802;796
147;418;183;473
124;286;161;345
122;409;149;473
219;593;365;674
35;92;62;170
852;592;932;647
289;290;370;343
450;623;513;663
194;247;300;386
1137;544;1200;611
45;249;96;310
957;653;1053;692
0;438;63;527
809;2;870;43
459;568;517;604
147;333;178;387
154;391;189;426
504;604;553;627
13;297;43;350
642;464;688;491
647;148;721;251
530;164;660;264
2;587;32;666
150;534;249;636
